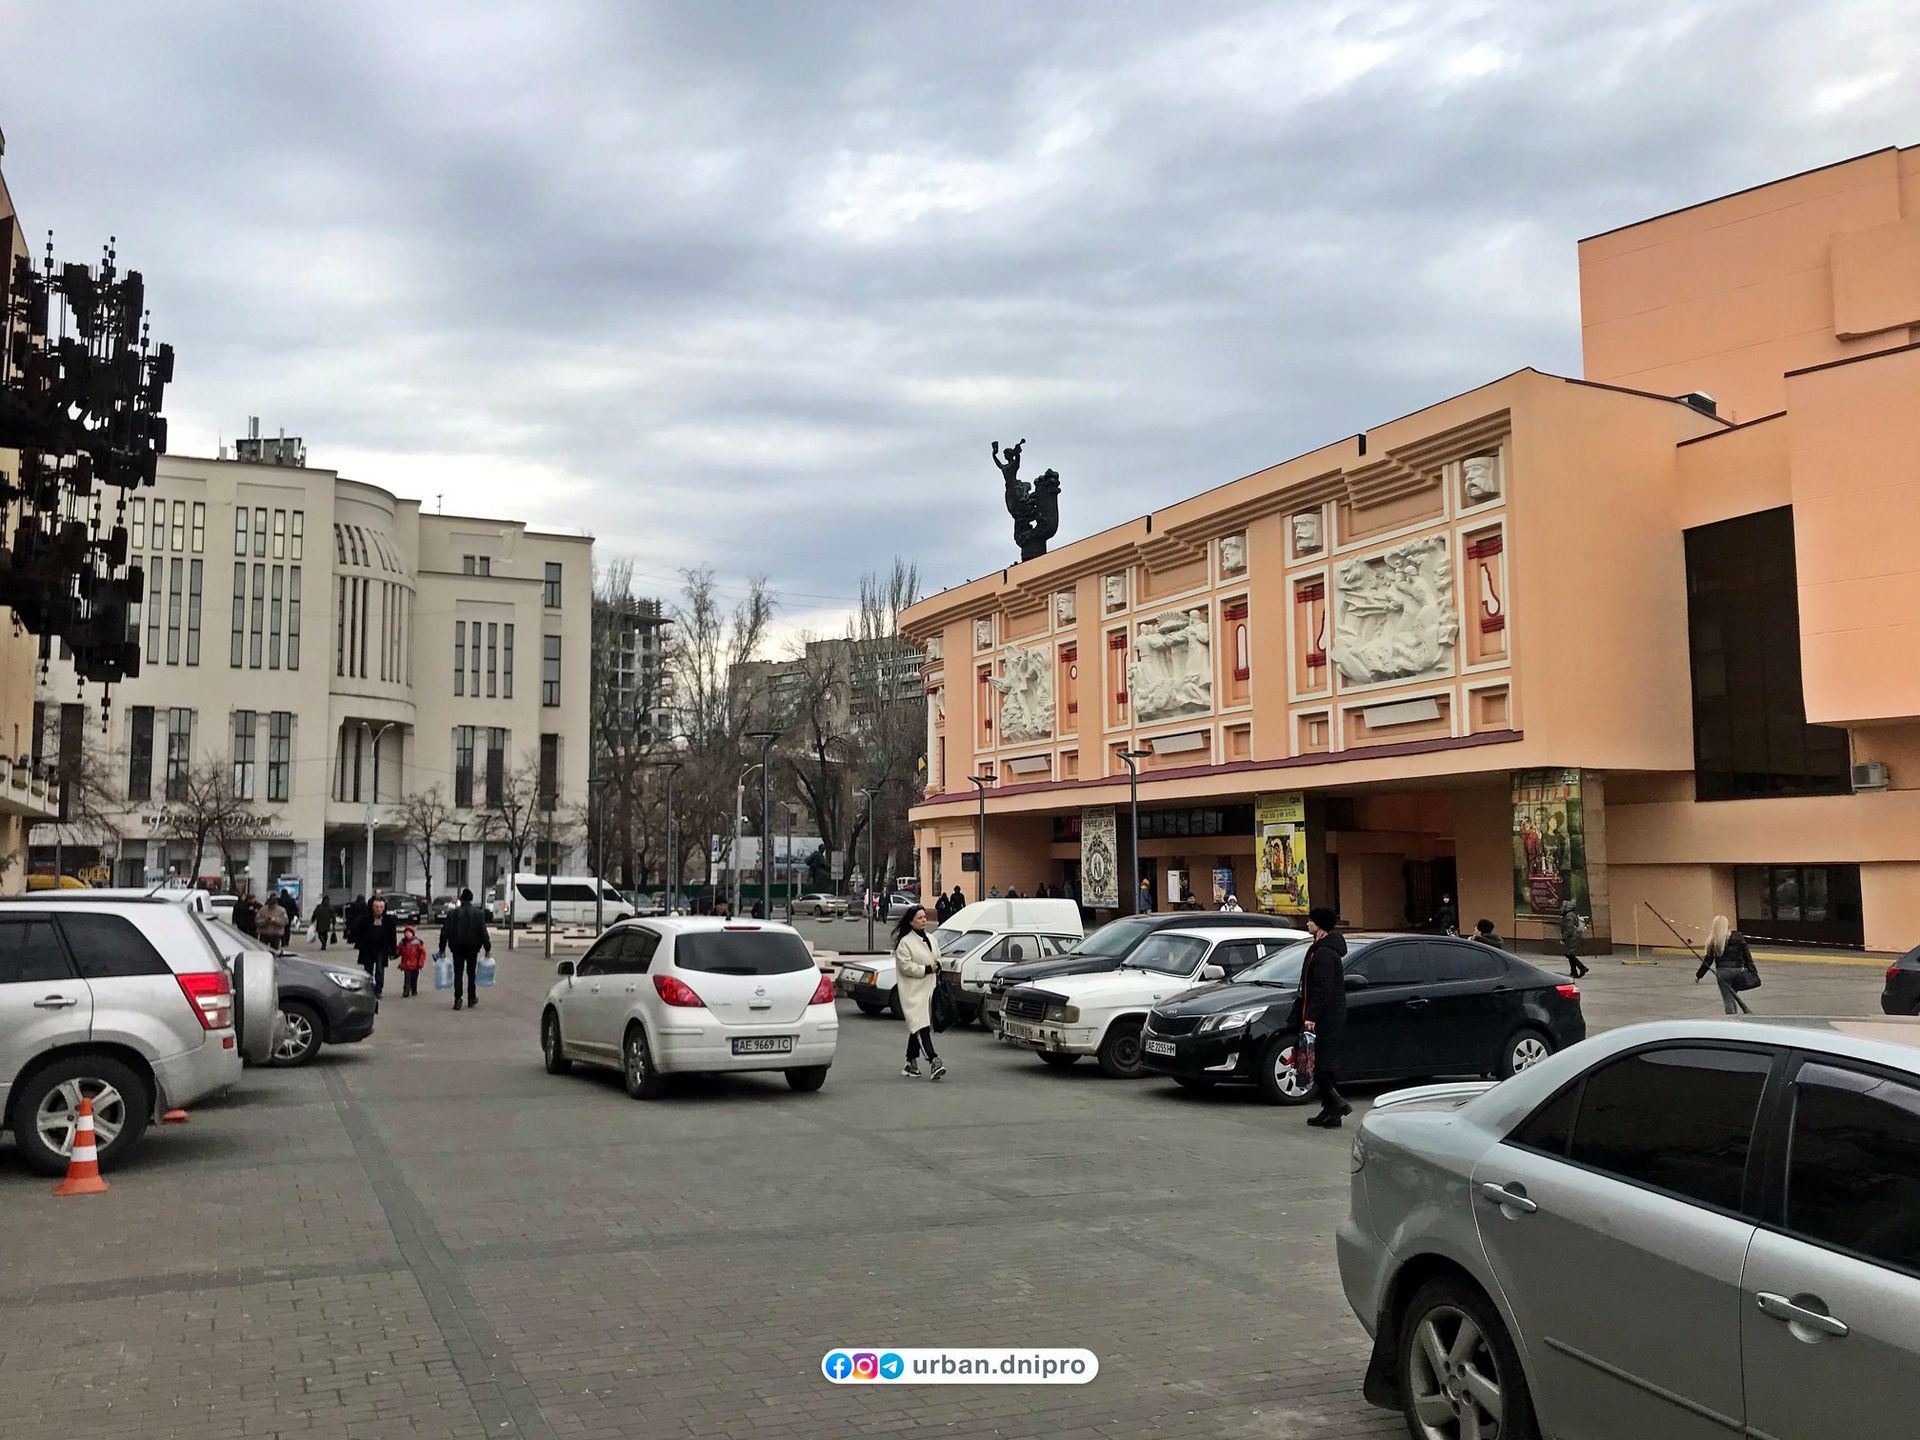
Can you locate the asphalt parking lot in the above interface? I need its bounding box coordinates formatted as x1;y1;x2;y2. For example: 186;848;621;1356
0;945;1889;1440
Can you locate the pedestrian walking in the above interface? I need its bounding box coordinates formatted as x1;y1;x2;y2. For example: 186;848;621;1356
1137;880;1152;913
355;894;399;999
948;885;966;917
233;892;259;938
892;904;945;1081
438;886;493;1012
256;895;288;954
1291;906;1351;1129
1560;897;1589;978
397;925;428;998
933;892;951;923
1432;893;1459;936
343;894;368;949
279;888;301;936
1696;914;1759;1014
312;896;336;950
1471;918;1504;949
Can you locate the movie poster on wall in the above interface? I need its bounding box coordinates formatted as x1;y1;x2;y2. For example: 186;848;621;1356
1081;806;1119;908
1511;769;1589;920
1254;792;1310;915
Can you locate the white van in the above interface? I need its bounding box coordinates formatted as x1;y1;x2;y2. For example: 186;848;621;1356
489;874;632;928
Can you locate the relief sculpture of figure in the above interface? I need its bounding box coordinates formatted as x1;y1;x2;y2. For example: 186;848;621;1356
1129;608;1212;722
993;438;1062;561
989;645;1055;741
1328;536;1458;685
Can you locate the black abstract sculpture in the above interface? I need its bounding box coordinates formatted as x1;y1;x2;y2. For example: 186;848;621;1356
992;438;1060;561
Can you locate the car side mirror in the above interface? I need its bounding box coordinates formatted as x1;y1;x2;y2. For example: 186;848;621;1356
556;960;574;979
1343;973;1369;990
1200;962;1226;981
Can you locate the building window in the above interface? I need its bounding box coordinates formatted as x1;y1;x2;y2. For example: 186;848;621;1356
1685;508;1851;801
543;562;562;608
190;502;205;554
443;843;468;889
336;576;348;677
240;509;253;557
232;710;256;800
333;523;345;564
165;709;194;802
131;497;146;551
290;510;304;561
486;622;498;697
287;567;301;669
269;566;284;669
539;732;559;807
128;706;154;801
231;562;246;667
462;554;493;577
250;563;266;668
267;711;291;803
186;560;203;666
542;634;561;706
272;509;286;560
454;620;467;696
171;504;186;553
166;558;184;665
453;726;475;808
502;623;515;698
469;623;480;697
361;577;371;677
486;727;507;807
146;559;162;663
253;506;267;558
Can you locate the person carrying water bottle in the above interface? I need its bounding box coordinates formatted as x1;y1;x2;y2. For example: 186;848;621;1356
437;887;493;1012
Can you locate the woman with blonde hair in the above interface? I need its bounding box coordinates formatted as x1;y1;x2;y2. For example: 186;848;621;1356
1695;914;1757;1014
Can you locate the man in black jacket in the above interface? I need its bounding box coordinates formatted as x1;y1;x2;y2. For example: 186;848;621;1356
438;887;493;1011
1291;906;1352;1129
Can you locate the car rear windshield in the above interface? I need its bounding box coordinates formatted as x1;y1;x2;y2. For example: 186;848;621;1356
674;930;814;975
937;928;991;956
1236;940;1314;984
1123;934;1211;976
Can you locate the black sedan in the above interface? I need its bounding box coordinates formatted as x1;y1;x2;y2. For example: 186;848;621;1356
1881;945;1920;1015
1141;932;1585;1103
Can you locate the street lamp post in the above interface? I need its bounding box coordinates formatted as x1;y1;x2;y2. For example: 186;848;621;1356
732;761;763;916
748;731;778;920
360;720;398;898
639;755;682;913
1118;749;1151;914
859;787;877;953
965;774;994;902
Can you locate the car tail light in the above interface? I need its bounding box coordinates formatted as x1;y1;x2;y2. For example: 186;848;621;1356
1555;983;1580;1001
177;971;234;1030
653;974;706;1008
1889;965;1902;984
809;973;835;1005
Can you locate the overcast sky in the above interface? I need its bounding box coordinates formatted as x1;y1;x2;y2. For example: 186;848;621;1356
4;1;1915;637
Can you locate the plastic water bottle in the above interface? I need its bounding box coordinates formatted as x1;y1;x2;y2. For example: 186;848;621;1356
477;954;497;989
433;952;453;991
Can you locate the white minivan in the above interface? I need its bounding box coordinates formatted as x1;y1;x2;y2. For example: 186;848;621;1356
489;874;632;928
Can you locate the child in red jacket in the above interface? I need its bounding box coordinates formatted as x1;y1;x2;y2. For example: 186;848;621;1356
398;926;428;998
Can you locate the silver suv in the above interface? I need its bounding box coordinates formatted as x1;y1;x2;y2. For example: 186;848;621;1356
0;896;271;1174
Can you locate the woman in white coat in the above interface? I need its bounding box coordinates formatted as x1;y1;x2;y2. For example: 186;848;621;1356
892;904;946;1081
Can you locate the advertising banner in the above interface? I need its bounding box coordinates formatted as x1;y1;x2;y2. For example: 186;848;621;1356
1211;867;1237;908
1254;793;1310;915
1081;806;1118;908
1511;769;1589;920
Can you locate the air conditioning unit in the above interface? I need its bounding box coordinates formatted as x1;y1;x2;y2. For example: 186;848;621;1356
1852;761;1890;792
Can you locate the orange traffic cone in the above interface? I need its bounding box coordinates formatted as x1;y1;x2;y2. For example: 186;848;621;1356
53;1096;109;1196
160;1109;190;1124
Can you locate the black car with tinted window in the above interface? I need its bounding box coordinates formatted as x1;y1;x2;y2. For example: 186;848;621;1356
1141;932;1585;1103
1880;945;1920;1015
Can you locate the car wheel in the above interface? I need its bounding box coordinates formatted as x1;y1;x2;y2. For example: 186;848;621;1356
1398;1275;1540;1440
1096;1021;1146;1078
1499;1028;1554;1079
14;1055;152;1177
1173;1076;1216;1091
622;1025;667;1100
888;988;903;1020
1038;1052;1080;1068
542;1010;572;1075
982;1008;1001;1036
527;912;547;927
273;1002;324;1067
786;1066;829;1093
854;998;885;1016
1255;1037;1316;1105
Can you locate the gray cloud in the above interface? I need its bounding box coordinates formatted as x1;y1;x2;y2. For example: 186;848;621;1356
5;0;1916;628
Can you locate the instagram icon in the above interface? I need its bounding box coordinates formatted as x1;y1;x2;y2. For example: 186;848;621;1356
851;1353;879;1380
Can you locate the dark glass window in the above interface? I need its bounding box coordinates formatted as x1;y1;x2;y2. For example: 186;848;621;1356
539;733;559;807
453;726;475;808
487;728;508;807
544;561;562;608
60;913;172;978
1565;1046;1770;1211
1786;1064;1920;1273
128;706;154;801
0;917;72;983
1685;507;1850;801
542;634;562;706
1353;942;1430;987
1429;942;1505;982
1510;1081;1582;1157
1735;863;1863;948
673;930;813;975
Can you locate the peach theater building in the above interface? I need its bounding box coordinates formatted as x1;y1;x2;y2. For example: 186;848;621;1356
902;144;1920;955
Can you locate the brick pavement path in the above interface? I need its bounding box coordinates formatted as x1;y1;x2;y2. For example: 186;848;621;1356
0;945;1883;1439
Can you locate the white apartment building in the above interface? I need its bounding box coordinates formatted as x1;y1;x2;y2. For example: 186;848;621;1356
37;446;593;902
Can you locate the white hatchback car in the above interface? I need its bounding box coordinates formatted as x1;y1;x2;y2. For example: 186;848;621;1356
539;918;837;1098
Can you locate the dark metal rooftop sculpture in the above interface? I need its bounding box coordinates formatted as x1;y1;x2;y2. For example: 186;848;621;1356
992;438;1060;562
0;230;173;691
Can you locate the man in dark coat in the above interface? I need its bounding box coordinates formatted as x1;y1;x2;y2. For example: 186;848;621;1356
355;894;399;999
934;892;951;923
948;885;966;917
438;887;493;1012
343;894;368;949
1290;906;1351;1129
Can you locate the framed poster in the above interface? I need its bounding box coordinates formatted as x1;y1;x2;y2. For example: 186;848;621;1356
1512;769;1589;920
1081;806;1118;908
1255;792;1310;915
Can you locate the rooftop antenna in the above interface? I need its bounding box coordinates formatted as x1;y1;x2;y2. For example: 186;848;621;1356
436;494;443;513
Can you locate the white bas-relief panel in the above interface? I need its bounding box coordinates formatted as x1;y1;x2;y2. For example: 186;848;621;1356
990;645;1055;742
1129;607;1213;723
1055;590;1076;625
974;617;994;651
1102;573;1128;612
1220;533;1248;575
1462;451;1503;506
925;635;943;663
1291;511;1323;558
1328;535;1458;686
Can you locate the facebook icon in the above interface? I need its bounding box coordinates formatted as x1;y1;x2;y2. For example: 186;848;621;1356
823;1352;853;1381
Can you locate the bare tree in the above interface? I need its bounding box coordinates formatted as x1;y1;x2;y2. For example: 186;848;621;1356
164;756;276;890
590;559;672;890
776;634;854;879
397;785;454;901
845;562;926;884
477;752;543;947
28;701;122;880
